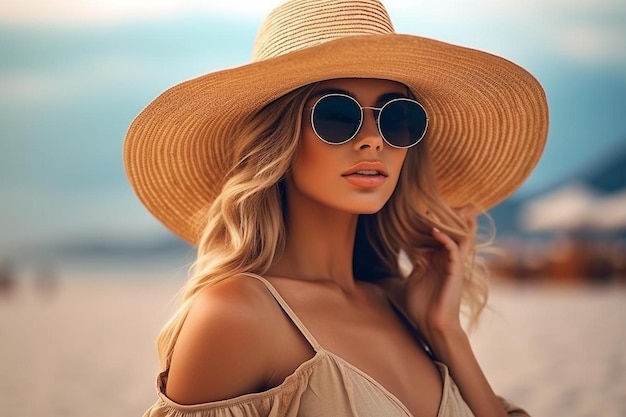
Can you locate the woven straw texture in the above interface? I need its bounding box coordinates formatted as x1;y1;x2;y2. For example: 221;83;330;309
124;0;549;245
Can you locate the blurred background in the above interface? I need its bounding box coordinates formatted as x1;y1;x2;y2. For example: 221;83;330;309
1;0;625;416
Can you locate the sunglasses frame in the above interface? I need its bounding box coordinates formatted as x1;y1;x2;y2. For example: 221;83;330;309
307;93;428;149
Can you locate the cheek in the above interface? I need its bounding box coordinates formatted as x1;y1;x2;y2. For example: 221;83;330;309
290;131;347;206
389;149;409;181
295;131;320;170
293;131;336;182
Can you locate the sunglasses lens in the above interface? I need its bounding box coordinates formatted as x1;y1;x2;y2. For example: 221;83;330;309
312;95;362;144
379;99;428;148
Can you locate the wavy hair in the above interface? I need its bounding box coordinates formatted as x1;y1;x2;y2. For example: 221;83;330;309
156;82;490;370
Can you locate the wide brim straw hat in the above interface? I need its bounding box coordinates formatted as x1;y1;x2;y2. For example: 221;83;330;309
124;0;549;245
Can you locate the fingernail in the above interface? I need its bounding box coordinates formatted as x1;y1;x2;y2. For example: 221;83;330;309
433;227;440;233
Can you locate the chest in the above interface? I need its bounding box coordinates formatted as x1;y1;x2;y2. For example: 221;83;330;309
270;280;443;417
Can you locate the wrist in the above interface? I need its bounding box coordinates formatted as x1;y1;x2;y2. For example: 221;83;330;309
426;326;469;360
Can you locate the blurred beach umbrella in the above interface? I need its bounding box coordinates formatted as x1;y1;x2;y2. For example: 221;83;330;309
520;183;626;232
590;190;626;230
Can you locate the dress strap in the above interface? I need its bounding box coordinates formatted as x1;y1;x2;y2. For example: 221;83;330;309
240;272;323;352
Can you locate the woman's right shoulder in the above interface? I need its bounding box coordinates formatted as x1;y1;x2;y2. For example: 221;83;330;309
165;274;281;405
191;274;276;316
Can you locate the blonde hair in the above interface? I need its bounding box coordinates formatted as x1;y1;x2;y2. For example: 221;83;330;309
156;82;490;370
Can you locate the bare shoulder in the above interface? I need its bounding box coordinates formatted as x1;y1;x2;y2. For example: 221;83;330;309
165;274;281;405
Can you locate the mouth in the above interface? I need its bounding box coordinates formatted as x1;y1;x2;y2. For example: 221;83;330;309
351;170;386;177
342;162;389;177
341;161;389;189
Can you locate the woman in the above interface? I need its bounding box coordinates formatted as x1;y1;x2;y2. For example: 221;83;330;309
125;1;548;416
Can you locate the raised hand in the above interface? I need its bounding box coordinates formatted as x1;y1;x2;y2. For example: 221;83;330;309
404;208;477;349
402;211;511;417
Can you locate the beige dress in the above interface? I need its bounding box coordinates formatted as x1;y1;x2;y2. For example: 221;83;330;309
143;274;530;417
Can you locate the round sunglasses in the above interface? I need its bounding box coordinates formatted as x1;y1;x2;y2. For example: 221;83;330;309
307;93;428;149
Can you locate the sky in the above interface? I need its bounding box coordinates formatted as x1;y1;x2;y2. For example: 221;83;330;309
1;0;625;255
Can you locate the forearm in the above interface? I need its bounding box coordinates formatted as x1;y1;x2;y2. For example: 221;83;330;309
430;329;508;417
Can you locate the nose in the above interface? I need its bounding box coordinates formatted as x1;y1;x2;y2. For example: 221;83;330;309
353;109;383;151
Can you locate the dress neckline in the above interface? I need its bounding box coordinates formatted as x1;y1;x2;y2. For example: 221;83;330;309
241;272;448;417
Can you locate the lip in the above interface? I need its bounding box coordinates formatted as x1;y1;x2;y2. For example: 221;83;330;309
341;161;389;177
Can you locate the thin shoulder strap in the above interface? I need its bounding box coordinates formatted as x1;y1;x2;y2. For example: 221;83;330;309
241;272;322;352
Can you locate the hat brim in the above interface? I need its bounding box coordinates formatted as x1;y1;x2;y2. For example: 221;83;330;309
124;34;548;244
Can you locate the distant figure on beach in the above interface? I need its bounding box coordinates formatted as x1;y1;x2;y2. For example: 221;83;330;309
124;1;548;416
0;260;16;296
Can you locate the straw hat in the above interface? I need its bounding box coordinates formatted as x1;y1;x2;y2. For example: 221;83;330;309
124;0;549;245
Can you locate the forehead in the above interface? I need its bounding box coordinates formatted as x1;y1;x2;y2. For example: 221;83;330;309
312;78;409;100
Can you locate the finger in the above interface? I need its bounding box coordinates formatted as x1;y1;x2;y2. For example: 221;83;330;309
459;216;477;259
432;228;465;279
452;205;476;256
432;227;460;260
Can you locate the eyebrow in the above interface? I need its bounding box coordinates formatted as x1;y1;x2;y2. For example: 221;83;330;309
309;88;355;100
309;88;410;105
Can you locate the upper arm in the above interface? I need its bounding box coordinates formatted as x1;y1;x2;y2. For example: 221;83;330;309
165;275;278;405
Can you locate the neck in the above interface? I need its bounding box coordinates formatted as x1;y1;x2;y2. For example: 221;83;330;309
267;181;359;292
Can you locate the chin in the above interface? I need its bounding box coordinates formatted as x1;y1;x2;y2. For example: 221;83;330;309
360;205;385;214
346;202;387;215
342;194;392;214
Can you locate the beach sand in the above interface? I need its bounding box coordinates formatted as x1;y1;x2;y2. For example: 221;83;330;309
1;267;625;417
